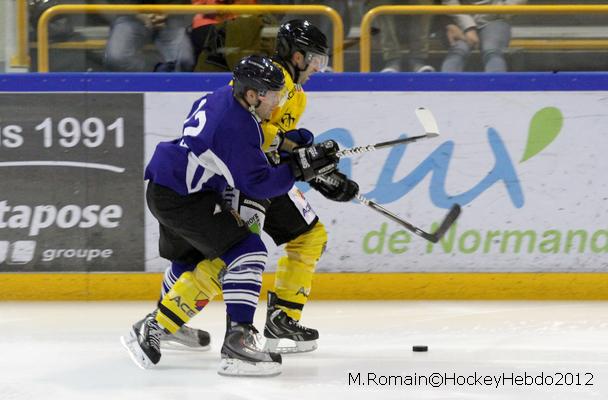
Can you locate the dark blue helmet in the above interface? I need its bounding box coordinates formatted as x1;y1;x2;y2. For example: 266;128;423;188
233;55;284;97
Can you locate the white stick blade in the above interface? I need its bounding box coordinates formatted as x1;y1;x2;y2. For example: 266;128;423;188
415;107;440;136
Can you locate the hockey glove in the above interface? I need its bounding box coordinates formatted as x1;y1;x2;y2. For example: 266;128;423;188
278;128;315;158
290;140;339;182
284;128;314;148
310;171;359;202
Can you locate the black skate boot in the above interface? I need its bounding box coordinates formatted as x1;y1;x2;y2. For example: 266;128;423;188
218;316;282;377
263;291;318;354
121;311;167;369
160;324;211;351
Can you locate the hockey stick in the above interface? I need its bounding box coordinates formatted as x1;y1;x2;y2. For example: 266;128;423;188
336;107;440;158
356;194;461;243
316;174;461;243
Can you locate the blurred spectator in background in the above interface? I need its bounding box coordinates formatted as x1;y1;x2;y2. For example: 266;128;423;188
104;0;194;72
186;0;277;72
365;0;435;72
29;0;75;42
440;0;527;72
189;0;252;71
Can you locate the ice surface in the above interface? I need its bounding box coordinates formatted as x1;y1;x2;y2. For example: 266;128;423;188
1;300;607;400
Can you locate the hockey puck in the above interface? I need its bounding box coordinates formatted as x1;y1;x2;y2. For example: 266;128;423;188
412;345;428;352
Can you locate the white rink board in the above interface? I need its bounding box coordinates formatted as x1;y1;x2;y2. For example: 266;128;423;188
144;91;608;273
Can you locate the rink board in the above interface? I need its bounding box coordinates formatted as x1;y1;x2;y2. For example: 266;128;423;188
3;272;608;300
1;73;607;299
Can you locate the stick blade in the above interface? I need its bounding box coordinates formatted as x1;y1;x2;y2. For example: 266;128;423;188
415;107;440;136
428;204;461;243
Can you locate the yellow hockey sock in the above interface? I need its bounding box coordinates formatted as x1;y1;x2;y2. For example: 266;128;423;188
274;221;327;320
156;258;225;333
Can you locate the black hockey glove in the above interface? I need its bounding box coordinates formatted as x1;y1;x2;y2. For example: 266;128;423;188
290;140;339;182
268;129;315;165
284;128;314;147
279;128;315;158
310;171;359;202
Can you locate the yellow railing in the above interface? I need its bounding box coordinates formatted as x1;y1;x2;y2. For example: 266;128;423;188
361;5;608;72
10;0;30;68
37;4;343;73
510;39;608;51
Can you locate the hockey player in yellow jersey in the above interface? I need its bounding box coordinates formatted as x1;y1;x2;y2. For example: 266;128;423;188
255;20;359;353
223;20;358;353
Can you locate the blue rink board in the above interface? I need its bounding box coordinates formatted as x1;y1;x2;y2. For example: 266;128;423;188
1;72;608;92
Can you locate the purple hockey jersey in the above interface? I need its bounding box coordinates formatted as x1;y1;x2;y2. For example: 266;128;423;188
144;85;295;199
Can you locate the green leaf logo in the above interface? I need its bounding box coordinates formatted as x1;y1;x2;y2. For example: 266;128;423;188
249;222;261;235
521;107;563;163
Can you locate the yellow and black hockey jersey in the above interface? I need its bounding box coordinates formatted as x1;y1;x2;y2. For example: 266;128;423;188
261;62;307;153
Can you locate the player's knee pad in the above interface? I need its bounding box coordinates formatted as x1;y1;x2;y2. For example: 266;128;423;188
286;220;327;264
274;221;328;320
156;262;223;333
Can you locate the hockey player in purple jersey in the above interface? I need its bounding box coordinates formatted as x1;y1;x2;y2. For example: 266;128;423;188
121;55;339;376
155;20;358;356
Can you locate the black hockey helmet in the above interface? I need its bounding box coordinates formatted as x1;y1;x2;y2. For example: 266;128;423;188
233;55;285;97
276;19;329;62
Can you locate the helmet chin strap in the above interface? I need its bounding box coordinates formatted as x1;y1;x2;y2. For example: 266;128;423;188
292;61;308;85
247;98;262;122
280;53;307;85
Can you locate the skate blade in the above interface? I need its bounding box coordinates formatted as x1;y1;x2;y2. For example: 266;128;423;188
120;330;155;370
217;358;281;377
160;340;211;352
264;338;318;354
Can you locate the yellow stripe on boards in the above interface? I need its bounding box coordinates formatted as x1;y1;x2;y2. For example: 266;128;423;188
2;273;608;300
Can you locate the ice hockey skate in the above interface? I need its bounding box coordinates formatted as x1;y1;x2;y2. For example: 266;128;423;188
218;316;282;377
263;291;318;354
160;324;211;351
120;312;166;369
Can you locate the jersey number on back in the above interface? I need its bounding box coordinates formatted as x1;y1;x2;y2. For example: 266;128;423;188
183;98;207;137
